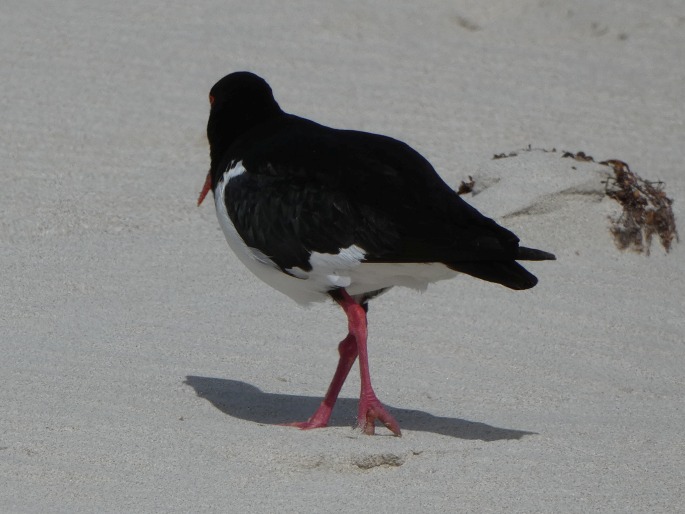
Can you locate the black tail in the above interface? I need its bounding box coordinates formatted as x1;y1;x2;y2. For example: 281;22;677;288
516;247;556;261
447;247;555;291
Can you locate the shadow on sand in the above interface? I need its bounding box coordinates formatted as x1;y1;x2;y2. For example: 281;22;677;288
184;375;536;441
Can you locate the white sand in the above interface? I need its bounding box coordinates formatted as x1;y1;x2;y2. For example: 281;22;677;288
2;0;684;511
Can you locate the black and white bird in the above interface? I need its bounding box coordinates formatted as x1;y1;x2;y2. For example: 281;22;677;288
198;71;555;436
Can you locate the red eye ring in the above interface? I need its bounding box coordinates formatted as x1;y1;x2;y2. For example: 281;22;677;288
209;94;215;105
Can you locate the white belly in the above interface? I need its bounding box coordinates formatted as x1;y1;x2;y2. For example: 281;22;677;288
215;164;458;305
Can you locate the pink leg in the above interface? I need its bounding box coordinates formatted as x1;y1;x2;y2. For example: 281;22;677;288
284;332;358;429
335;290;401;436
284;289;401;436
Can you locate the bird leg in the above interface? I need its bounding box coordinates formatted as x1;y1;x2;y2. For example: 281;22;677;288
285;289;401;436
334;289;401;436
284;331;358;430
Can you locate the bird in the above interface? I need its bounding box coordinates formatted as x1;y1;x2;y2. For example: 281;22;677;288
198;71;555;436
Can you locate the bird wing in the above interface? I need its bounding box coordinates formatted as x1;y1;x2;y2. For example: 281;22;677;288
221;116;527;274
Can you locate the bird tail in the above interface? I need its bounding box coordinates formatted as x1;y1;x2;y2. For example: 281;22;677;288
516;247;556;261
447;247;555;291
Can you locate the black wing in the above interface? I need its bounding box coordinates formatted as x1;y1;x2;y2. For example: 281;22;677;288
223;115;553;288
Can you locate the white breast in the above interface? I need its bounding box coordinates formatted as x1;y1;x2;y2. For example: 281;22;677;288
215;163;331;304
215;162;458;305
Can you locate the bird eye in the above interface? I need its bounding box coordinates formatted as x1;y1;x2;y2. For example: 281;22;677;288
209;94;215;105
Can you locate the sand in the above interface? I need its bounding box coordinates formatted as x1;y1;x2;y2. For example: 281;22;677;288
2;0;684;511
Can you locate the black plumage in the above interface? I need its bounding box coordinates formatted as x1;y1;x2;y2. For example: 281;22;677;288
198;71;555;435
203;72;553;291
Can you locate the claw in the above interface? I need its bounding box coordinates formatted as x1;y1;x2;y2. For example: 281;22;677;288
358;396;401;436
281;404;334;431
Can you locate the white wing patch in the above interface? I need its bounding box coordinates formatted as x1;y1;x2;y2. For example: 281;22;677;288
310;244;366;268
287;244;366;288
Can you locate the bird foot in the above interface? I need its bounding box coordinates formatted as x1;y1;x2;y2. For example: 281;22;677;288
357;396;401;436
281;419;328;430
281;405;332;431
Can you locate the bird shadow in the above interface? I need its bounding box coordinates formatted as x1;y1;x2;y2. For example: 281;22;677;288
184;375;536;441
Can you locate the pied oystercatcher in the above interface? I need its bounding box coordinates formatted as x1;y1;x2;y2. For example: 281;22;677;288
198;72;555;436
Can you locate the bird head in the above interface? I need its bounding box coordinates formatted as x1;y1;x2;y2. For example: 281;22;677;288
199;71;282;206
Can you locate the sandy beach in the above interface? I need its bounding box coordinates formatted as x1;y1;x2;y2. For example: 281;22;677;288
2;0;684;511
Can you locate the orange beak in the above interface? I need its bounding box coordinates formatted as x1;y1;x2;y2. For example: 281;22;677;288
197;171;212;206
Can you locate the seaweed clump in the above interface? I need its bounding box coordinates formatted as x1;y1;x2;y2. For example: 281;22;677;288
601;159;678;254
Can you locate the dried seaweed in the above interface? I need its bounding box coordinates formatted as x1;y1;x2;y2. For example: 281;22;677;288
493;151;518;160
488;146;678;254
601;159;679;254
457;176;475;195
493;145;557;160
562;150;595;162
